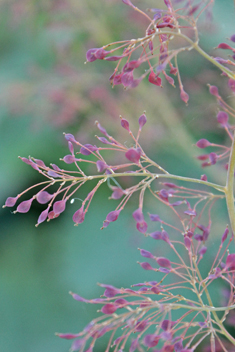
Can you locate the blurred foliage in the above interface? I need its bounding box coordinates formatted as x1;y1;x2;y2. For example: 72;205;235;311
0;1;234;351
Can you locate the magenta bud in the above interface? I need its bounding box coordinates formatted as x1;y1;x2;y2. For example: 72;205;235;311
80;144;97;156
149;214;161;222
161;319;176;331
143;334;160;348
63;155;75;164
47;211;60;220
36;191;53;204
125;148;141;163
96;160;107;173
200;174;207;181
16;198;33;213
209;85;219;96
86;48;99;62
136;221;148;233
113;73;123;85
217;111;229;126
180;89;189;104
64;133;77;143
71;339;85;351
68;141;74;155
69;292;89;302
156;257;171;268
139;249;154;259
120;118;130;131
148;71;162;86
196;139;211;148
228;79;235;92
57;333;80;340
135;320;148;332
123;60;140;72
106;209;121;222
73;206;85;225
36;208;49;226
209;152;217;165
95;48;110;59
110;187;125;199
170;66;177;75
53;200;66;215
132;208;144;222
4;196;18;207
184;236;191;249
95;121;109;137
221;227;229;244
217;43;233;50
121;71;134;87
139;262;154;270
101;303;117;315
105;55;124;61
138;113;147;130
199;246;207;256
225;253;235;270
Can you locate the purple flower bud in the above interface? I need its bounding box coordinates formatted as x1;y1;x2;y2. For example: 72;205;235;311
228;79;235;92
4;196;18;207
194;234;203;241
199;246;207;256
68;141;74;155
136;221;148;233
230;34;235;42
101;303;117;314
80;144;97;156
63;155;75;164
217;111;229;126
57;333;80;339
180;89;189;104
47;170;61;178
73;206;85;225
196;139;211;148
71;338;85;351
143;334;160;348
96;160;107;173
133;208;144;222
184;210;197;216
130;339;139;352
139;249;154;259
135;320;148;332
139;262;154;270
94;48;110;59
113;73;123;85
156;257;171;268
149;213;162;222
221;227;229;244
16;198;33;213
121;72;134;87
110;187;125;200
217;43;233;50
163;182;178;188
161;319;176;331
159;189;169;201
120;118;130;131
125;148;141;163
64;133;77;143
36;208;49;226
96;136;111;145
209;85;219;96
138;113;147;130
106;209;121;222
225;253;235;270
70;292;89;302
86;48;99;62
148;71;162;86
53;200;66;215
122;60;141;72
20;157;40;171
113;335;127;346
102;285;120;298
209;152;217;165
105;55;124;61
201;174;207;181
36;191;53;204
184;236;191;249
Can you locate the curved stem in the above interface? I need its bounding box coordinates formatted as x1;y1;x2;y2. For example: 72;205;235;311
225;130;235;236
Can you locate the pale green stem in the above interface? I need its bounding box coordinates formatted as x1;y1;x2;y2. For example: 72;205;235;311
225;130;235;236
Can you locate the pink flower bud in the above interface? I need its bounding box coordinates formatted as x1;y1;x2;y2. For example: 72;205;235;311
217;43;233;50
36;191;53;204
132;208;144;222
120;118;130;131
149;214;162;222
139;249;154;259
156;257;171;268
138;113;147;130
180;89;189;104
148;71;162;86
57;333;80;339
139;262;154;270
200;174;207;181
73;206;85;225
225;253;235;270
4;196;18;207
143;334;160;348
16;198;33;213
209;85;219;96
101;303;117;314
196;139;211;148
221;227;229;244
106;209;121;222
53;200;66;215
136;221;148;233
121;72;134;87
217;111;229;126
63;155;75;164
80;144;98;156
96;160;107;173
125;148;141;163
86;48;99;62
36;208;49;226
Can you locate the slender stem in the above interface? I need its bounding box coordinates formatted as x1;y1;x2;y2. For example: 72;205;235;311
225;130;235;236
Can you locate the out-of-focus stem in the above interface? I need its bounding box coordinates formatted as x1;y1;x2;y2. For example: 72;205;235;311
225;130;235;236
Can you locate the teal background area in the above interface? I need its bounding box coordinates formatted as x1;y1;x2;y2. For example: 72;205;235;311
0;1;234;351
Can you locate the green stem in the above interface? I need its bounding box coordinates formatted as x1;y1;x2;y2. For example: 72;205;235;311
225;130;235;236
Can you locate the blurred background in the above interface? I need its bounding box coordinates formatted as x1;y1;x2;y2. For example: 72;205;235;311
0;1;235;351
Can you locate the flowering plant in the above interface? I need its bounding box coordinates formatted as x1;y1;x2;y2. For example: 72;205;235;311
3;0;235;351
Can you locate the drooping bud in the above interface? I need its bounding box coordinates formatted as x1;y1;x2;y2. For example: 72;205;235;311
53;200;66;215
138;113;147;130
16;198;33;213
3;196;18;207
136;221;148;233
101;303;117;314
180;88;189;104
36;207;50;226
96;160;107;173
133;208;144;222
73;206;85;225
125;148;141;163
143;334;160;348
148;71;162;86
209;85;219;96
216;43;233;50
86;48;99;62
217;111;229;126
36;191;54;204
